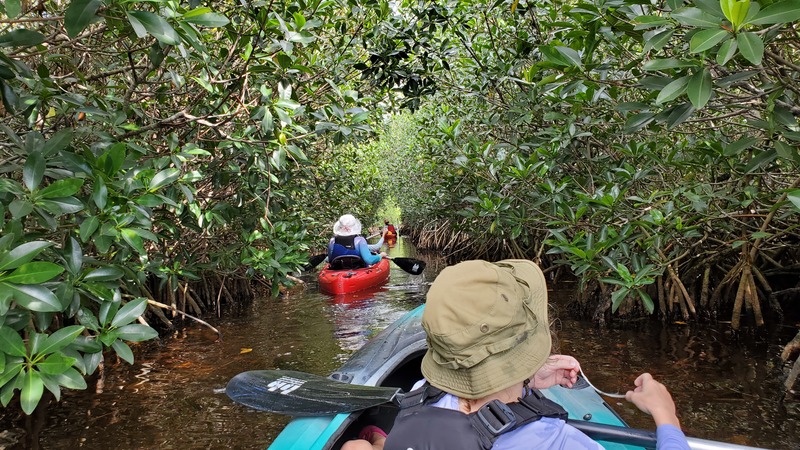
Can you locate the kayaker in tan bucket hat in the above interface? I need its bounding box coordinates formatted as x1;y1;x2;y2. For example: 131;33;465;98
345;259;690;450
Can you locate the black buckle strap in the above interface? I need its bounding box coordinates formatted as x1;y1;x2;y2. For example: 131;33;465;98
397;383;446;410
515;390;569;422
476;399;517;435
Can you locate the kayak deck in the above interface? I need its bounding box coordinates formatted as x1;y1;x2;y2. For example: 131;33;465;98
318;258;391;295
268;305;645;450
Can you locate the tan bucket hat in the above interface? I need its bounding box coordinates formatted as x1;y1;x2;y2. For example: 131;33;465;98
421;259;551;399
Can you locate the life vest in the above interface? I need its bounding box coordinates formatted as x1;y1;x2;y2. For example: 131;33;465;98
386;224;397;236
383;383;568;450
328;235;366;269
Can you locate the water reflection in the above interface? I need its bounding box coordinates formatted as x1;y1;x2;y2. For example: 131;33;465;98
0;239;797;449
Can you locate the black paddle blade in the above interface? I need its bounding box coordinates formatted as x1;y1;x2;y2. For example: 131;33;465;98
302;254;327;271
225;370;401;416
390;257;426;275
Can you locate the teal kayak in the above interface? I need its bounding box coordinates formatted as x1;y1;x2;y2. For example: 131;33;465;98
268;304;642;450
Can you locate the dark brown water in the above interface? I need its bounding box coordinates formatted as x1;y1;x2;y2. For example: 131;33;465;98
1;238;798;449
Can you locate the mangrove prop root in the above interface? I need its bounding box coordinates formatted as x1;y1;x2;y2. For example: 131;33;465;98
701;266;710;308
666;263;696;317
711;259;744;309
750;265;773;295
786;358;800;392
746;265;764;326
731;264;748;330
784;328;800;391
657;275;666;317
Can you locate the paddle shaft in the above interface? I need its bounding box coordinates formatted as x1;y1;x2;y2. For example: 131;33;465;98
226;369;764;450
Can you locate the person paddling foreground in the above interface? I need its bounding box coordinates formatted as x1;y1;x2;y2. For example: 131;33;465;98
343;259;690;450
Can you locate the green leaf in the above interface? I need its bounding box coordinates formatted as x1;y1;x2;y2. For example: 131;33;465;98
37;197;84;216
666;102;696;128
733;0;751;28
40;372;62;400
36;353;77;375
0;241;52;270
644;29;674;53
637;290;655;313
736;32;763;65
0;326;26;357
23;152;44;192
55;367;87;389
20;369;44;415
642;59;696;71
9;199;33;219
98;143;126;177
716;39;738;65
656;76;690;104
690;28;730;53
82;266;124;282
748;0;800;24
64;237;83;276
1;262;64;284
5;0;21;18
0;29;46;48
774;141;798;163
724;136;758;155
687;69;713;108
670;7;721;28
693;0;726;17
111;340;134;364
111;298;148;328
787;189;800;211
744;148;777;172
1;282;62;312
39;325;85;355
92;177;107;209
624;112;656;133
38;178;83;199
64;0;103;38
148;168;181;192
611;288;629;312
182;11;230;27
116;324;158;342
0;359;23;390
79;216;99;242
555;46;582;68
127;11;181;46
120;229;145;254
42;129;73;156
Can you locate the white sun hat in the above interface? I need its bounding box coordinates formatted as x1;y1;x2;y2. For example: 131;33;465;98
333;214;362;236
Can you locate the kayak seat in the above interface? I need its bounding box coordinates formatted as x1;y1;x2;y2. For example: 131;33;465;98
330;255;367;270
332;352;425;450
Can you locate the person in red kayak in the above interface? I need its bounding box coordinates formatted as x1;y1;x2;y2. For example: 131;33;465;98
382;219;398;238
343;260;690;450
327;214;386;270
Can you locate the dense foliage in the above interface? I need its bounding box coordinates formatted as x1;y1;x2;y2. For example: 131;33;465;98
385;0;800;328
0;0;400;414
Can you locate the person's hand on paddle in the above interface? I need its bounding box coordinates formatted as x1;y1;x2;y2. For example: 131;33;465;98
625;373;681;428
531;354;581;389
379;252;387;258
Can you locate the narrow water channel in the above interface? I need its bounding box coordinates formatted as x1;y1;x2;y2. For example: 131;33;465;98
0;238;797;449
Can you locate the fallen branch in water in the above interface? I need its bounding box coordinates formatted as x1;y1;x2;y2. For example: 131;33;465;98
147;299;222;339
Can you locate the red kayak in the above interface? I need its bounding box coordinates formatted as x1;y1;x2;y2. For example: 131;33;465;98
318;258;391;294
